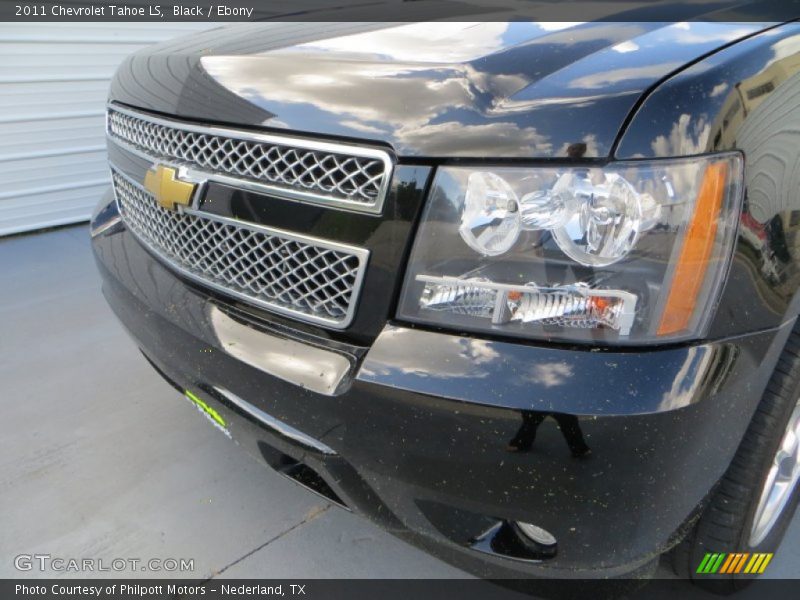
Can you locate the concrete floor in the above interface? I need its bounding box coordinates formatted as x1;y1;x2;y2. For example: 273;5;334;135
0;225;796;593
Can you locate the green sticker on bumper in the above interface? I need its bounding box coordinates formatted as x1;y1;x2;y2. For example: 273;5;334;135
184;390;231;438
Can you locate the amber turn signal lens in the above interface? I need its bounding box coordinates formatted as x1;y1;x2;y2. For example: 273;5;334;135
657;162;730;336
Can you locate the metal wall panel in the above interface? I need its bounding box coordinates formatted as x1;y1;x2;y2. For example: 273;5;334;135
0;23;215;236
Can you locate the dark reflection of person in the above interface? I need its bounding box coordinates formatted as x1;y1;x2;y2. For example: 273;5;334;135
566;142;587;159
507;411;591;457
765;214;792;265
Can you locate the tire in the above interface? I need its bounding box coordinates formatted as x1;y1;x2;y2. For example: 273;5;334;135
671;324;800;594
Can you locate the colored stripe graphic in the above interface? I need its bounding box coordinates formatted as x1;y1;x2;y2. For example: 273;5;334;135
720;553;749;574
733;553;750;573
719;553;736;573
697;553;727;573
698;553;773;574
758;554;773;573
696;553;714;573
743;553;774;574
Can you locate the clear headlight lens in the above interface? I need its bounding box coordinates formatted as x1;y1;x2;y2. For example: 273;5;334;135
398;154;743;344
459;172;522;256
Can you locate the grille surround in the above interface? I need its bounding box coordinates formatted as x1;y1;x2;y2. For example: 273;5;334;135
111;168;369;329
106;104;394;214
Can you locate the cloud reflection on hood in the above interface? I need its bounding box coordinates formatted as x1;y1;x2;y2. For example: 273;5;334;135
197;21;767;158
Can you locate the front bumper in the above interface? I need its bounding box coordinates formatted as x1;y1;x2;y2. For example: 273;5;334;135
91;189;793;578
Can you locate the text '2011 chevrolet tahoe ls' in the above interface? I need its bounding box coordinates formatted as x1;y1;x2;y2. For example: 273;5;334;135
91;20;800;592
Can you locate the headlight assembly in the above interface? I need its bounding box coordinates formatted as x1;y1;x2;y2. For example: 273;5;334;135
398;154;743;344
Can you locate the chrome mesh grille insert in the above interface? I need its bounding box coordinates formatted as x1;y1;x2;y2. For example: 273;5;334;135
111;170;368;328
107;107;391;210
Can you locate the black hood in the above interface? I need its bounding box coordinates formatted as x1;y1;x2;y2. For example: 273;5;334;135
109;20;772;158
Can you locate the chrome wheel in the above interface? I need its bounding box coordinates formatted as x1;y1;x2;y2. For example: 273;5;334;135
749;399;800;547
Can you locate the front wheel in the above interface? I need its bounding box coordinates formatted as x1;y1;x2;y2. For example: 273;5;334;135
672;326;800;593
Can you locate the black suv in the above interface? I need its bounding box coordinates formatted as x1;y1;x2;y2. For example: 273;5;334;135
91;20;800;591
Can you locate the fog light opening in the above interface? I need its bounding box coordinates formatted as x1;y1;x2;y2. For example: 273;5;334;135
514;521;557;547
469;521;557;562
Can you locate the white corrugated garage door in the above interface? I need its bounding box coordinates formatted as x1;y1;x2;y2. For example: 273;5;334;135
0;23;215;236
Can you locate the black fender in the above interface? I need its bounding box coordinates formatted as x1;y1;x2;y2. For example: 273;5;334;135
616;22;800;340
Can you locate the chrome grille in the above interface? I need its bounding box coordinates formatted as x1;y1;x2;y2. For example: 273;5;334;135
111;170;368;328
107;106;392;212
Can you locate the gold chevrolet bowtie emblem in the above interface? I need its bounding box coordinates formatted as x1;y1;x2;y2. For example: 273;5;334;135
144;164;197;211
